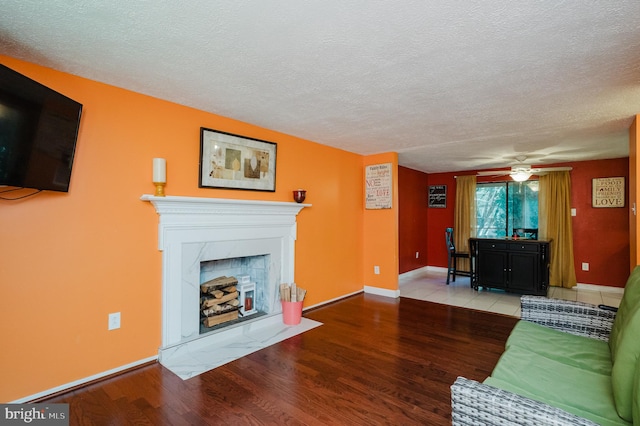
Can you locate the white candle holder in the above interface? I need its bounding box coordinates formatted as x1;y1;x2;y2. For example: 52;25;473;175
152;158;166;197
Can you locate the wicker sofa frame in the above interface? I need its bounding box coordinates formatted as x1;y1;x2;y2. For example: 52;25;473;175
450;295;618;426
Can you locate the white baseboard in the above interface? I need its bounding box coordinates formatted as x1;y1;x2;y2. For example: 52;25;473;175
399;266;429;279
399;266;447;285
303;289;363;311
575;283;625;294
363;285;401;298
12;355;158;403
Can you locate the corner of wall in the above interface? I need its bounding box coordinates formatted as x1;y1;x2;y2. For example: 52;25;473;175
362;153;399;291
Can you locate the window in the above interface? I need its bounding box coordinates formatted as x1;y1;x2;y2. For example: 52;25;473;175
476;181;539;238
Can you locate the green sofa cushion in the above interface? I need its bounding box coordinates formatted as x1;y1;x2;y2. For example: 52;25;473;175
609;266;640;421
507;320;612;375
487;345;628;426
634;361;640;426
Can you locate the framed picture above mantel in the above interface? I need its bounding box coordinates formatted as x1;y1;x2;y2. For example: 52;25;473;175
592;177;625;208
199;127;277;192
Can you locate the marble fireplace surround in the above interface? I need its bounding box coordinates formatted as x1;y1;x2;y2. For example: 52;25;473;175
141;195;309;354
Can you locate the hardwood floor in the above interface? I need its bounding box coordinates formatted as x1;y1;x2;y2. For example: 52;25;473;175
44;294;518;425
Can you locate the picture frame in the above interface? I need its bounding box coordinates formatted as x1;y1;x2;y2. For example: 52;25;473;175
428;185;447;208
199;127;277;192
365;163;393;209
592;177;625;208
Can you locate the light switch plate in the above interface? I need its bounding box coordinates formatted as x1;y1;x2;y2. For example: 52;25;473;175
108;312;121;330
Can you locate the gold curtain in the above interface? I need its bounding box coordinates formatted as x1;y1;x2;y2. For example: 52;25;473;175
454;175;477;270
539;171;577;288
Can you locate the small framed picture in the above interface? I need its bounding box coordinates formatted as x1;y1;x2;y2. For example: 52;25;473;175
428;185;447;208
199;127;277;191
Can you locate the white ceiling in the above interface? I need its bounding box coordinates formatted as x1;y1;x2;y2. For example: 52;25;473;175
2;1;639;173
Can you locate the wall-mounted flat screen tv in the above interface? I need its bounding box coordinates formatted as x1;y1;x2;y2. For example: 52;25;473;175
0;63;82;192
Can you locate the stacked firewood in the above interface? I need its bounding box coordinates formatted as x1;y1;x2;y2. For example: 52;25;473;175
279;283;307;302
200;276;240;327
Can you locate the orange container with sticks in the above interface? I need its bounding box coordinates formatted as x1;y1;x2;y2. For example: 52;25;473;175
281;301;303;325
280;283;306;325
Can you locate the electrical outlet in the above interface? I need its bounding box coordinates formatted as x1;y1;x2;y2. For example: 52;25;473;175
108;312;121;330
582;263;589;271
374;265;380;275
415;251;419;259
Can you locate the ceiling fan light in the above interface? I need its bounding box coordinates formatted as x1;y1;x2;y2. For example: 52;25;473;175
511;171;531;182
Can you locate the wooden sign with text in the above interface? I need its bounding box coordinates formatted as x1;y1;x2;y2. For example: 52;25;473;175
592;177;625;208
428;185;447;208
365;163;392;209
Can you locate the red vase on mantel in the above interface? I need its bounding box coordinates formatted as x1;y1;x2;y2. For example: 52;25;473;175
293;189;306;203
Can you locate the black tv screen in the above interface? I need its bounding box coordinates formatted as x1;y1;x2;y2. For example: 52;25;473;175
0;63;82;192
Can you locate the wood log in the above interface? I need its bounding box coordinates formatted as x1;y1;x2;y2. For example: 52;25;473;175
279;283;307;302
210;290;224;299
202;301;240;316
200;276;227;293
221;285;237;293
203;310;238;327
201;291;239;308
202;305;223;316
280;283;290;302
297;287;307;301
200;276;238;293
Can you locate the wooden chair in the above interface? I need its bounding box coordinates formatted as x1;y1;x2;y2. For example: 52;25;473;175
446;227;472;285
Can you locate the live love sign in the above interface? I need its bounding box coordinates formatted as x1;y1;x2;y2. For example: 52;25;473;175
592;177;625;208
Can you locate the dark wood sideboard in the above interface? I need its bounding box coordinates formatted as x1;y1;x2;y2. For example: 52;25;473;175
470;238;551;296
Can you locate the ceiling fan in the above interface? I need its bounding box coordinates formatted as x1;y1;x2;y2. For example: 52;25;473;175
476;157;572;182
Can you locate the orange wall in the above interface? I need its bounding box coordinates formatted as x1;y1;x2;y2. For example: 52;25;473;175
362;153;399;290
0;56;369;402
419;159;630;287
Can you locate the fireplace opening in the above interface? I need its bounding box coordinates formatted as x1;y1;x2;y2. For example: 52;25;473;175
199;254;270;334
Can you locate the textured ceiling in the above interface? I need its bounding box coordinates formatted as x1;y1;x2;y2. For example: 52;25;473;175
1;1;639;173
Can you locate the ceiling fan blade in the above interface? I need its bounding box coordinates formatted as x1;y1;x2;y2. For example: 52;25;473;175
476;170;512;176
529;166;573;173
477;166;572;177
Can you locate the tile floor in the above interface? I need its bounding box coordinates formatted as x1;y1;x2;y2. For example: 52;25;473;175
400;268;624;317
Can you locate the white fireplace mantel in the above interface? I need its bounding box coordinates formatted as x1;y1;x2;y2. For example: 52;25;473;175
141;194;310;350
141;195;310;251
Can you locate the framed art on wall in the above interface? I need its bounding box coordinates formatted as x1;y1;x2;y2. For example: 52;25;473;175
428;185;447;208
199;127;277;191
592;177;625;208
365;163;392;209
